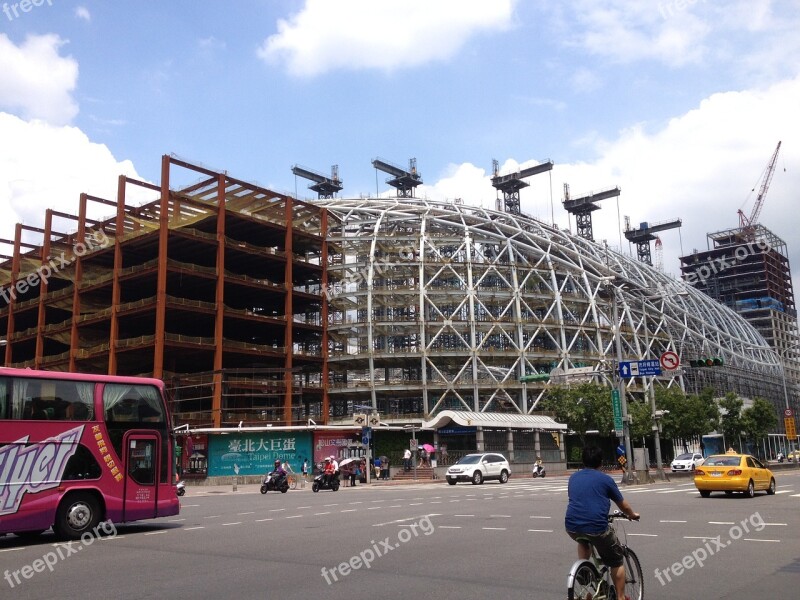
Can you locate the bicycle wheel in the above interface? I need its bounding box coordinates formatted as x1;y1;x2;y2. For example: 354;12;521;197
622;547;644;600
288;475;297;490
568;561;602;600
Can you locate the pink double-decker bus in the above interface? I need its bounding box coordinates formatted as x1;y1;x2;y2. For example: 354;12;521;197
0;368;180;540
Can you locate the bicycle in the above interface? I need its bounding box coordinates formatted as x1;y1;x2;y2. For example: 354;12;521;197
286;474;298;490
566;511;644;600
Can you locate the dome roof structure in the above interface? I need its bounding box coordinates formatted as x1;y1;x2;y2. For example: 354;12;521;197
320;197;783;419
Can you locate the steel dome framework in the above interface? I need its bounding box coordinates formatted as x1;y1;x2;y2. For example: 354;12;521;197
321;197;786;420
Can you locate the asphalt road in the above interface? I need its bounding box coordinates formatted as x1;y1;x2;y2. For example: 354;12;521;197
2;471;799;600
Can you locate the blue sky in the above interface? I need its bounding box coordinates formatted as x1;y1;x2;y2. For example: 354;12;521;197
2;0;800;287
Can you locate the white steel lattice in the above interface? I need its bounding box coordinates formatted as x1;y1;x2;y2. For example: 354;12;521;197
321;198;783;418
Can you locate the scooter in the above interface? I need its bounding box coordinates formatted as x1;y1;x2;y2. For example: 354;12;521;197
531;464;546;478
260;472;289;494
311;472;340;492
176;480;186;496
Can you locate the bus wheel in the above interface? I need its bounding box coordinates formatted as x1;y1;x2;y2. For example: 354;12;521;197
54;492;101;540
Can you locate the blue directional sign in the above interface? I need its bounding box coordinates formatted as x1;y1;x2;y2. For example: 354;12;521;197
361;426;372;446
619;359;661;378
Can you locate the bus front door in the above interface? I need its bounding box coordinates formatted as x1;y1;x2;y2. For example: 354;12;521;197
123;433;159;522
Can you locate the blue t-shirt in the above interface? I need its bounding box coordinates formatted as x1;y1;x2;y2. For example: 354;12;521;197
565;468;624;534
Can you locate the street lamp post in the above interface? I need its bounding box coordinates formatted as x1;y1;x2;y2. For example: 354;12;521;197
778;346;800;469
641;297;668;482
609;283;636;485
404;424;418;481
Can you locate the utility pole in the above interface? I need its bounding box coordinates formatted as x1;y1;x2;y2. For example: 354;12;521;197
642;297;667;481
610;282;636;485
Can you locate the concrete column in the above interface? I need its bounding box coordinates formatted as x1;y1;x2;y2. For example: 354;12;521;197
476;426;484;452
559;433;566;462
506;429;514;462
534;430;541;459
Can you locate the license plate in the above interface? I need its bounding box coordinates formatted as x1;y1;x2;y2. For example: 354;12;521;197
710;472;722;477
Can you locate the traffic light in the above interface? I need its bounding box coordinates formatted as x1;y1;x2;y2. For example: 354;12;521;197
689;357;724;368
519;374;550;383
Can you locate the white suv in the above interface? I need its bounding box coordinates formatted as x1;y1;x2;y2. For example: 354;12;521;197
445;453;510;485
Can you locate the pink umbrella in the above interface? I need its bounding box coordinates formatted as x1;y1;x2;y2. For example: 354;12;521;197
421;443;435;453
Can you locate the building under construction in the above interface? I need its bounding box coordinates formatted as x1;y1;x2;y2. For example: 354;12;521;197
1;152;793;430
0;155;327;427
680;224;800;397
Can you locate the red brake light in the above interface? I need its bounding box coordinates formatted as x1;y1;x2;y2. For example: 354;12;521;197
727;469;742;476
694;469;704;476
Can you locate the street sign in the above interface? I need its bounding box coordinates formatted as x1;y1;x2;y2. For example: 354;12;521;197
619;359;661;378
611;389;623;436
660;351;680;371
786;417;797;440
353;413;367;426
368;413;381;427
362;426;372;446
784;408;794;418
409;438;418;450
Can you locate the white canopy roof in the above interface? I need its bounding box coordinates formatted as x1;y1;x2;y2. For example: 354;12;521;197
422;410;567;432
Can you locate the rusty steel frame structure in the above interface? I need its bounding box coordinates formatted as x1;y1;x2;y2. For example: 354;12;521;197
0;155;328;427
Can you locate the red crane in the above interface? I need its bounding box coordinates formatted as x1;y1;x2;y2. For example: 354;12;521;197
738;141;782;229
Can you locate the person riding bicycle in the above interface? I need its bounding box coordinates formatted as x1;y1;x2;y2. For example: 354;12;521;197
270;459;287;487
565;446;639;600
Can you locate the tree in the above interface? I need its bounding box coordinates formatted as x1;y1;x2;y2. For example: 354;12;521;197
538;383;613;445
741;398;778;449
657;386;719;443
718;393;744;451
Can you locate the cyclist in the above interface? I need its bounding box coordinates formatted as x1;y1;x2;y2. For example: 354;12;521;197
565;446;639;600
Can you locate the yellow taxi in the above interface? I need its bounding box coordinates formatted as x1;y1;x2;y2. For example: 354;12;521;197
693;452;776;498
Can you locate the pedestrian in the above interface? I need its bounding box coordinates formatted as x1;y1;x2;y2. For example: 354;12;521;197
301;459;308;488
403;448;411;471
380;456;389;480
419;447;428;468
566;446;640;600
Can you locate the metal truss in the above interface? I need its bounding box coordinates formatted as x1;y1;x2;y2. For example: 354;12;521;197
321;197;784;418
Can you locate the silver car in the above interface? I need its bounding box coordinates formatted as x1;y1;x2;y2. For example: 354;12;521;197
445;453;510;485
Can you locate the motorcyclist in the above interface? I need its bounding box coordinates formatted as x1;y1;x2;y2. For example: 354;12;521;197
322;457;336;486
270;459;287;487
533;456;544;476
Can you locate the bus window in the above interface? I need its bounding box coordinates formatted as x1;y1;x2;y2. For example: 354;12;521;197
128;439;156;485
0;378;6;419
11;378;94;420
103;384;165;424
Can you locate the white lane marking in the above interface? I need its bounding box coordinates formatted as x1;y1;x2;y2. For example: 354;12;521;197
370;500;385;503
145;531;167;536
341;509;357;513
449;500;460;503
203;515;219;519
658;489;693;494
660;520;687;523
168;518;186;522
684;536;720;541
430;501;442;504
454;514;475;517
762;523;788;526
438;526;461;529
628;533;658;537
743;538;781;543
367;507;381;510
490;515;511;518
297;506;311;509
388;505;402;508
709;521;734;525
409;503;423;506
323;504;339;507
238;511;255;515
372;513;441;527
0;548;26;553
184;526;205;531
255;518;273;522
528;529;554;533
775;490;793;495
350;502;363;505
482;527;506;531
286;515;303;519
530;516;552;519
181;504;200;507
269;508;286;512
315;512;331;515
222;522;241;526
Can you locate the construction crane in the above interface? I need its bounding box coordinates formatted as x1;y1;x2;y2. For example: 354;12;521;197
624;217;682;266
562;184;621;242
291;164;343;199
737;141;782;234
654;236;664;273
491;158;554;215
372;157;422;198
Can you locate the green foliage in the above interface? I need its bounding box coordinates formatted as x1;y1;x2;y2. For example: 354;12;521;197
741;398;778;444
718;392;744;450
539;383;614;442
657;386;718;441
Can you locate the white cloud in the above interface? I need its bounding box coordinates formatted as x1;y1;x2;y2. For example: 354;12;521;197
75;6;91;22
0;34;79;125
0;113;148;242
258;0;517;76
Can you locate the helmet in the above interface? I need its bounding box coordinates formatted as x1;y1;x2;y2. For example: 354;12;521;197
324;457;331;462
274;459;281;467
